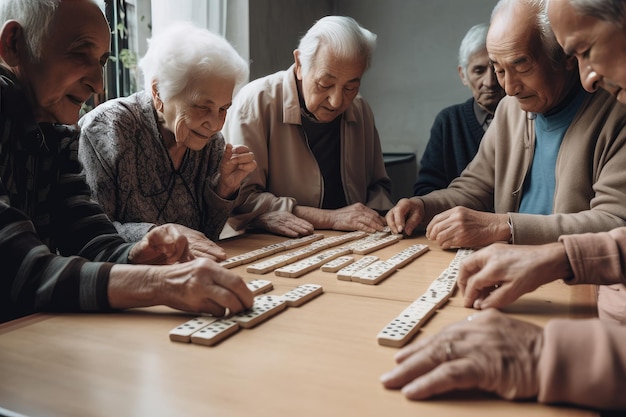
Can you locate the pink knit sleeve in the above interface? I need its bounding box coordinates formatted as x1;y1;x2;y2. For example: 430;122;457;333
538;318;626;410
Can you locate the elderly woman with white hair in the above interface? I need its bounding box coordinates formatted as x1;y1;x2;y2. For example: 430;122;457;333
79;22;256;260
222;15;393;238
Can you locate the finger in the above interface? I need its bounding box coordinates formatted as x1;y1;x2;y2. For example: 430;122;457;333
212;273;255;309
394;334;438;363
387;208;406;234
475;285;513;310
230;144;251;154
222;143;234;160
192;244;227;261
400;358;480;400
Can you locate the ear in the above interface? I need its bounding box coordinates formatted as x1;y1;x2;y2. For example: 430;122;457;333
458;66;469;86
151;80;163;112
293;49;303;81
0;21;25;66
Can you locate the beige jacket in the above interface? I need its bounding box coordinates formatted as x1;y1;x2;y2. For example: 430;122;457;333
417;89;626;244
223;65;393;230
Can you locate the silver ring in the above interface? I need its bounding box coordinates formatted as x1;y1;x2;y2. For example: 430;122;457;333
444;341;454;361
222;307;231;317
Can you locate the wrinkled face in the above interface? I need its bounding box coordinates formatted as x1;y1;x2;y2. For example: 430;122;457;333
460;48;505;113
17;0;111;124
295;44;365;123
548;0;626;104
158;72;234;151
487;7;573;114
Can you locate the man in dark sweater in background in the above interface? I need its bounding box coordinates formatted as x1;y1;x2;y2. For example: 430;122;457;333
413;23;505;196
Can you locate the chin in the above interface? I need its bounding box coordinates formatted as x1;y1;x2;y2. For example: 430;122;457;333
184;138;210;151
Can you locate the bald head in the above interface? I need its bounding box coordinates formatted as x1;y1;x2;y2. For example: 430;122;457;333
486;0;577;114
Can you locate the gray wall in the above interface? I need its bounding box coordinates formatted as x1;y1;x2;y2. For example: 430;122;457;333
247;0;498;186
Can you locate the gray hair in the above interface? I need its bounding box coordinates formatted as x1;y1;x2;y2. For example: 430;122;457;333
491;0;565;69
139;21;249;103
458;23;489;77
568;0;626;26
297;15;377;76
0;0;61;61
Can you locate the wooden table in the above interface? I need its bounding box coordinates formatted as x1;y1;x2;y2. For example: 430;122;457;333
0;231;599;417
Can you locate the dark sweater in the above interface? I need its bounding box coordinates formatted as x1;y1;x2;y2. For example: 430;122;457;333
413;98;486;196
0;69;133;323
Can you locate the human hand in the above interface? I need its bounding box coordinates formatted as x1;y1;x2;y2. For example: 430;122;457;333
458;242;572;310
158;258;254;316
128;224;193;265
380;309;544;401
425;207;510;249
216;144;257;199
165;223;227;261
385;197;424;235
253;210;315;237
328;203;385;233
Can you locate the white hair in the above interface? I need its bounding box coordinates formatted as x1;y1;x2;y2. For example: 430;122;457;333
139;21;250;103
0;0;61;61
297;15;377;76
491;0;565;69
458;23;489;77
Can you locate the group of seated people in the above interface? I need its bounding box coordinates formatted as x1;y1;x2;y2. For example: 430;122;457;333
0;0;624;412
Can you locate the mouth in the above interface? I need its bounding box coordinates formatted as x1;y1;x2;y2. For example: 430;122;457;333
191;130;211;140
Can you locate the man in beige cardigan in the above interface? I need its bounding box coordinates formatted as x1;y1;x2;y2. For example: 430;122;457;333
382;0;626;411
386;0;626;250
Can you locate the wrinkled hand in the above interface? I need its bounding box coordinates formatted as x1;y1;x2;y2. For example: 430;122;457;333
253;210;314;238
330;203;385;233
216;144;257;199
166;223;227;261
160;258;254;316
426;207;510;249
128;224;193;265
385;197;424;236
458;242;572;310
381;309;544;401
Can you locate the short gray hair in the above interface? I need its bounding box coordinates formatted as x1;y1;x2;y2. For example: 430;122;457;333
139;21;249;103
459;23;489;77
0;0;60;61
297;15;377;76
569;0;626;26
491;0;565;69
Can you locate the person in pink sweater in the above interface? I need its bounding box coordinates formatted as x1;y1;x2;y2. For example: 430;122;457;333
381;0;626;411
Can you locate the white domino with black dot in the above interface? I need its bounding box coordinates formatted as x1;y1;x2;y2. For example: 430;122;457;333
230;294;287;329
246;254;294;274
320;255;355;273
385;244;430;268
336;255;379;281
246;279;274;296
280;284;324;307
169;317;217;343
376;300;437;347
376;248;475;348
351;235;401;255
190;319;240;346
274;247;352;278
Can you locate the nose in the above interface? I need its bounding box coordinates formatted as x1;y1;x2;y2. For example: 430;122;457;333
580;64;600;93
203;110;226;132
484;68;499;88
84;63;105;95
327;86;343;109
502;72;522;97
